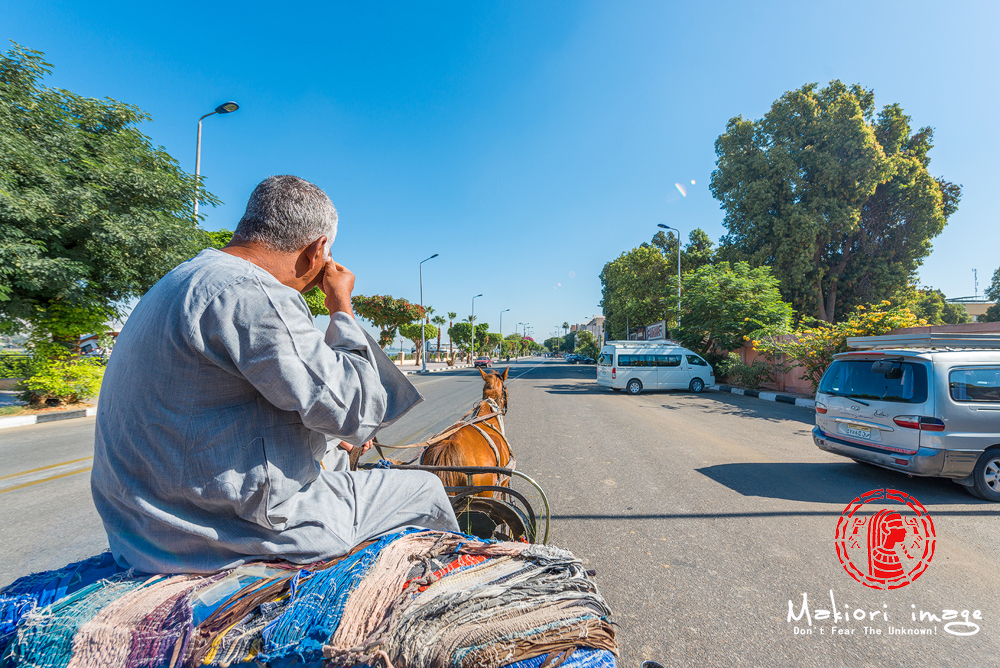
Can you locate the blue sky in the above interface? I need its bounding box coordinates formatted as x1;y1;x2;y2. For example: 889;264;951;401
6;1;998;344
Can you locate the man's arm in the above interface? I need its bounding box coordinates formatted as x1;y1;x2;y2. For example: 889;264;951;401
196;275;388;444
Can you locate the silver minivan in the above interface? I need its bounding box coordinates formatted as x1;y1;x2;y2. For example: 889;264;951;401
596;341;715;394
812;333;1000;501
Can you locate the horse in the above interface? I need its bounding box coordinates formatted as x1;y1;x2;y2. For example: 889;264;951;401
420;367;513;496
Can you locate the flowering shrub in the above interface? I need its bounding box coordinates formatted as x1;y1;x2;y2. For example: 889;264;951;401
755;301;925;392
18;357;105;406
716;353;776;390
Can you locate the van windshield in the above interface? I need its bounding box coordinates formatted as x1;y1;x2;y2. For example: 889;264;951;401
819;360;928;404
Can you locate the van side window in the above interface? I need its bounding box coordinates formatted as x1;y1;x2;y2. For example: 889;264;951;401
686;355;707;366
664;355;681;367
950;367;1000;402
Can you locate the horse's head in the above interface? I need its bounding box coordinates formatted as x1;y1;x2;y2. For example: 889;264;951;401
480;367;509;414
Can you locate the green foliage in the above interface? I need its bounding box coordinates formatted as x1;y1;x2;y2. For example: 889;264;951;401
717;352;775;390
676;262;793;357
756;301;925;392
303;287;328;316
448;322;490;354
985;267;1000;303
574;330;600;360
711;80;960;323
398;322;439;364
648;227;716;274
560;331;576;353
544;337;562;353
906;287;970;325
352;294;424;348
203;229;233;250
0;44;219;338
980;303;1000;323
600;245;672;340
17;356;104;406
479;332;502;356
0;352;31;377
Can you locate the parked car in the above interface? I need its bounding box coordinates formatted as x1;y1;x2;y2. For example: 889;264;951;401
474;356;492;368
596;341;714;394
577;356;596;364
565;354;582;364
812;333;1000;502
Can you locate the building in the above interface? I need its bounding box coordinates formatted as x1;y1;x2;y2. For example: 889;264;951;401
946;296;996;321
570;316;605;342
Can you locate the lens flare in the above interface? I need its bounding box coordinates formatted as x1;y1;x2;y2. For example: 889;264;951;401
568;271;576;278
690;179;696;185
674;183;687;197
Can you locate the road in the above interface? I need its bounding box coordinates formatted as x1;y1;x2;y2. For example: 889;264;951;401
1;358;998;666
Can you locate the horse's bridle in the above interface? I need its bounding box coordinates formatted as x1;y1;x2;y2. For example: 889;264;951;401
483;381;508;415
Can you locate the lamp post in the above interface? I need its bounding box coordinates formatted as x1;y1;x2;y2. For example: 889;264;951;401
658;224;682;329
419;253;438;372
471;294;483;362
516;323;525;360
521;322;530;358
499;309;510;360
194;101;240;221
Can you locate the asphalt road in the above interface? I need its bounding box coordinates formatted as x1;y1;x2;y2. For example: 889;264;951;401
1;358;998;667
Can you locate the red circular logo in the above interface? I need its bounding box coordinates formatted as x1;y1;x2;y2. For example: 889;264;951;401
835;489;935;590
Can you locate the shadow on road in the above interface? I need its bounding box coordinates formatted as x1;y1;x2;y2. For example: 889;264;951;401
690;391;815;426
697;461;990;507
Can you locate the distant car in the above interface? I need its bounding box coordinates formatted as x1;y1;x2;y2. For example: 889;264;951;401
565;354;581;364
474;356;492;368
578;356;596;364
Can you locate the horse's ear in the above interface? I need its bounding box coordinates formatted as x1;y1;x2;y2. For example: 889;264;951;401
479;367;488;380
501;367;509;381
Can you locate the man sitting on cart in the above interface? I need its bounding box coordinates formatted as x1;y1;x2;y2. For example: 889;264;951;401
91;175;459;574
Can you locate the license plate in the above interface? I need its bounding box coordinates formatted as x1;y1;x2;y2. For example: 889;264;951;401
844;425;872;440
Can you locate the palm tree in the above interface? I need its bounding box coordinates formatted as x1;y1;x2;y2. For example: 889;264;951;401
465;315;478;362
562;321;570;336
431;315;446;361
447;311;457;361
424;305;435;324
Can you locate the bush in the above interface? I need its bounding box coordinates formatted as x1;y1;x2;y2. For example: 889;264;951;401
0;353;32;378
717;353;775;389
17;357;105;406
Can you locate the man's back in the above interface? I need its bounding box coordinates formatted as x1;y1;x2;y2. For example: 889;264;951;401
93;249;385;573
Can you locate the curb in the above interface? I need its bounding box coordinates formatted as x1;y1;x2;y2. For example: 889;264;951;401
713;384;815;409
0;406;98;430
402;363;473;375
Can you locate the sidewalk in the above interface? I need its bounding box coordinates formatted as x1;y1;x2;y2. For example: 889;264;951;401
713;383;816;409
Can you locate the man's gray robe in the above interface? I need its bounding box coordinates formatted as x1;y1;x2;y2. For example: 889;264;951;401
91;249;458;574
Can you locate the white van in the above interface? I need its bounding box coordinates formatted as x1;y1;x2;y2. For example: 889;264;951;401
813;333;1000;501
596;341;714;394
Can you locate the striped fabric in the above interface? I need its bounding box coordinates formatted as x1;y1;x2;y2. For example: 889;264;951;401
0;531;618;668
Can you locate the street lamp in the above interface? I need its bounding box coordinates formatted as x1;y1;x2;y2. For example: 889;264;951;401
658;224;682;329
194;102;240;221
471;294;483;362
521;322;530;358
499;309;510;359
419;253;438;373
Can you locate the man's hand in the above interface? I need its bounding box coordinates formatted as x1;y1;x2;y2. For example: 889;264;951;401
320;259;355;317
338;439;373;455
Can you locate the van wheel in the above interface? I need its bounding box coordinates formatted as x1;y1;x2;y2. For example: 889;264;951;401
689;378;705;393
626;379;642;395
970;449;1000;502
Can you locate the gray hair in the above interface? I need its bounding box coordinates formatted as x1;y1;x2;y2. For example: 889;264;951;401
232;175;338;252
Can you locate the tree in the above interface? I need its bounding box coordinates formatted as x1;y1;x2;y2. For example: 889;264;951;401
711;80;961;323
756;301;925;392
560;331;577;353
480;333;502;357
675;262;794;357
574;330;600;360
544;337;562;353
906;288;970;325
0;44;220;350
600;245;672;340
352;295;423;348
398;322;438;365
504;333;524;358
431;315;447;360
986;267;1000;302
561;322;570;336
447;311;457;359
449;322;490;361
648;227;716;274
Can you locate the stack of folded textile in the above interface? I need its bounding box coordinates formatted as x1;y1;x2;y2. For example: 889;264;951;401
0;530;617;668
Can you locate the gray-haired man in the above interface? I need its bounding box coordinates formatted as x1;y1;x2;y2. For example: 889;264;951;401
92;175;459;574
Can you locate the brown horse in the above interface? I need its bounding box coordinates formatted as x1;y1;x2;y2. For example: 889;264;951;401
420;367;513;495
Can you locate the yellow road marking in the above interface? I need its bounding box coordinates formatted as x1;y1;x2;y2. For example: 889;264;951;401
0;456;93;481
0;466;92;494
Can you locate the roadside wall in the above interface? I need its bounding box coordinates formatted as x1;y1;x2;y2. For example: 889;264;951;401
731;321;1000;397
